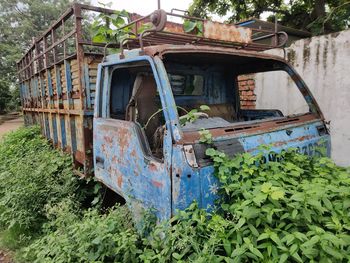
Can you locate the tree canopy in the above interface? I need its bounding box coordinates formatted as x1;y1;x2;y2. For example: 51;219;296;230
188;0;350;35
0;0;88;112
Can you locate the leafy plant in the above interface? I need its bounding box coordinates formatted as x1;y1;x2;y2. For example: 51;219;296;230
199;128;213;144
203;147;350;262
91;9;130;43
183;19;203;36
91;8;152;45
179;105;211;126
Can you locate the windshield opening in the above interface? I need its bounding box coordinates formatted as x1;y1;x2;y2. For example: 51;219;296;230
163;52;314;131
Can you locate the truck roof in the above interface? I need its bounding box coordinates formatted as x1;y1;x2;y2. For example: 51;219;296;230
105;44;288;64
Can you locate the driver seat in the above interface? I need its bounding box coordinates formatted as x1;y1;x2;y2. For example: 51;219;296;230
125;73;161;145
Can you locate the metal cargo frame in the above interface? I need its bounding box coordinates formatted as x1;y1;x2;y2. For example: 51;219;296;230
16;4;119;175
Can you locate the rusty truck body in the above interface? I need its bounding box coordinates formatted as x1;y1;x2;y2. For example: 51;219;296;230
17;4;330;220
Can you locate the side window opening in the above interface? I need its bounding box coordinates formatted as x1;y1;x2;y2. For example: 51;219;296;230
109;63;165;160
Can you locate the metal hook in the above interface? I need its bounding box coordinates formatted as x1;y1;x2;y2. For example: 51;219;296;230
102;43;115;62
119;36;136;59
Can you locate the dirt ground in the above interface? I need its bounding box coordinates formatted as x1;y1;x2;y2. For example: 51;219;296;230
0;250;13;263
0;116;24;140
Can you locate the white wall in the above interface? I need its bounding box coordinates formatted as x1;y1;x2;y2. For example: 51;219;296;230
255;29;350;166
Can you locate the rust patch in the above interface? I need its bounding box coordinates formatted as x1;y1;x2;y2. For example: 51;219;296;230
151;179;163;188
118;127;130;155
149;162;160;172
204;21;252;44
101;143;106;153
165;24;184;34
131;149;137;158
272;135;314;147
117;175;123;188
103;135;113;144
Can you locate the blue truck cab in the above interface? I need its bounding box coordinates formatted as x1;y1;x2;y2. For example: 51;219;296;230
93;44;330;221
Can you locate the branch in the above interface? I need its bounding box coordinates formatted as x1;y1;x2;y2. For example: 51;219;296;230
263;7;290;15
322;1;350;32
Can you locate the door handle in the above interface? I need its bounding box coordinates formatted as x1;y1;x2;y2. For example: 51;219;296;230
96;156;105;169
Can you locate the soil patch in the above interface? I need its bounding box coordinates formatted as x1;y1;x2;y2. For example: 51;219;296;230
0;117;24;140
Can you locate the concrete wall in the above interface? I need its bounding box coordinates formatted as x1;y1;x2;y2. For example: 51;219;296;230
255;29;350;166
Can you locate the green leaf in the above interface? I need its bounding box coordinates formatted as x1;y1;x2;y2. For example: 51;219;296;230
231;246;246;257
206;148;217;156
172;253;182;260
291;252;303;263
223;239;232;256
279;253;289;263
289;243;298;255
248;224;259;237
92;34;106;43
302;235;320;248
292;209;298;219
248;244;263;259
183;20;197;32
253;193;267;206
235;218;246;230
257;232;270;241
271;190;285;200
92;237;101;245
270;233;283;247
283;234;295;246
199;105;210;111
261;182;272;193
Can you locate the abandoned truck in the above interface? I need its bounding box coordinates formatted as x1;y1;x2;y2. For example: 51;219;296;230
17;4;330;221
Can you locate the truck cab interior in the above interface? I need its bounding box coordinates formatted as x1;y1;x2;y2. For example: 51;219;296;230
108;52;312;159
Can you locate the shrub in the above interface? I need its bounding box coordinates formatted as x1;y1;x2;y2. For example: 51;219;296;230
0;127;81;247
145;148;350;262
22;200;140;263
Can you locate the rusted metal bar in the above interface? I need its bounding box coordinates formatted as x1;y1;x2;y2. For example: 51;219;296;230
22;107;93;115
75;3;118;15
18;30;76;75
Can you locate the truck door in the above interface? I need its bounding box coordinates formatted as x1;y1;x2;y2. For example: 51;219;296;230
93;58;172;221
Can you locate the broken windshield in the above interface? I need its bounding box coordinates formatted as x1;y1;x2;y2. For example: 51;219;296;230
162;52;316;131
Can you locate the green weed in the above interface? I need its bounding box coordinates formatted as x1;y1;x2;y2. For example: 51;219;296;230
1;126;350;262
0;127;97;248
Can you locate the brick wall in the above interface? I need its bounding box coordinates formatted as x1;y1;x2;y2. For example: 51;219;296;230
238;75;256;109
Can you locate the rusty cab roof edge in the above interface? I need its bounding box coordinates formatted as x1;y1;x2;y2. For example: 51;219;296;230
143;44;288;63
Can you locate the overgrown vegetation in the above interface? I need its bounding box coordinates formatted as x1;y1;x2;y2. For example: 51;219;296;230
0;127;349;262
0;127;96;250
